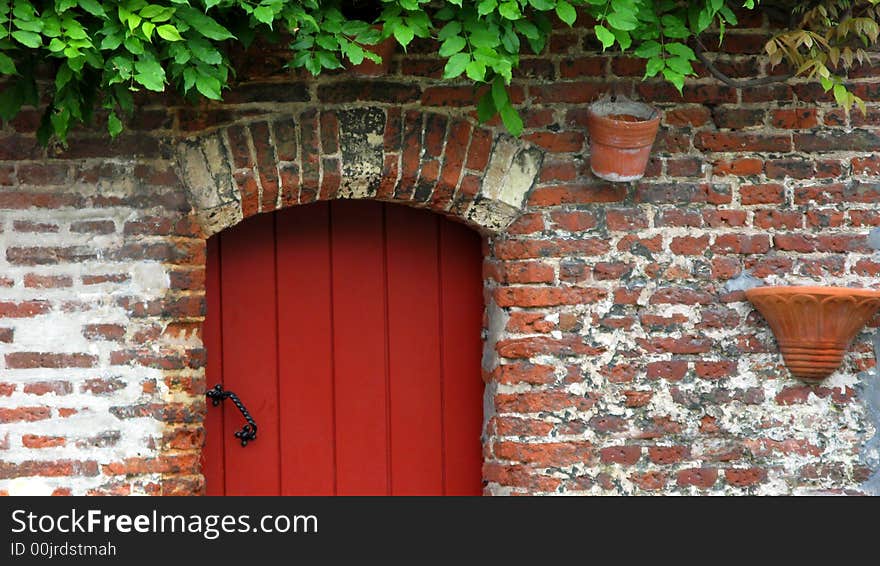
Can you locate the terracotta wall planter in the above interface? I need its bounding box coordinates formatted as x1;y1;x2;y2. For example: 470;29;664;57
585;99;661;182
745;286;880;381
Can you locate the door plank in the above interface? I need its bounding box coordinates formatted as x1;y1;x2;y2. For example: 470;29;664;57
203;236;225;495
219;214;281;495
440;220;485;495
330;200;390;495
276;203;336;495
386;205;444;495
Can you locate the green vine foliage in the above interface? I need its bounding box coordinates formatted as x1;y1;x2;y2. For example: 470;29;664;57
0;1;876;144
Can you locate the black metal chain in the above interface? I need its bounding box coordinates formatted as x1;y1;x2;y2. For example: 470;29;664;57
206;384;258;447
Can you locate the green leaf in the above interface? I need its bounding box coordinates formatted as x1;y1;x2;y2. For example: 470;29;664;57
465;60;486;81
443;52;470;79
140;6;166;19
12;31;41;48
393;23;414;47
556;1;576;26
499;103;523;136
477;91;496;122
491;77;508;110
189;39;222;64
0;52;17;75
606;11;638;31
499;2;521;20
664;42;696;60
0;82;24;120
594;25;615;49
439;35;466;57
662;67;685;93
78;0;107;18
528;0;555;10
478;0;498;16
134;56;166;91
156;25;182;41
175;7;235;41
108;111;123;137
515;20;540;40
253;6;275;26
346;43;364;65
644;56;664;78
634;40;661;58
142;21;155;39
665;56;694;75
195;72;222;99
437;21;461;41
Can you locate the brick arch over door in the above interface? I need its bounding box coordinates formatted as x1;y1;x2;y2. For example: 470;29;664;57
173;107;543;237
174;107;544;494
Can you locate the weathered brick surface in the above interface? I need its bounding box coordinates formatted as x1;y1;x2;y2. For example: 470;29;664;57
1;12;879;497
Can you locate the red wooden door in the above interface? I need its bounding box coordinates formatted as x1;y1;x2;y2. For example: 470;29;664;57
203;200;484;495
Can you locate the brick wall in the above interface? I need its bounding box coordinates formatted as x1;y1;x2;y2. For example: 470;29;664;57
1;8;878;495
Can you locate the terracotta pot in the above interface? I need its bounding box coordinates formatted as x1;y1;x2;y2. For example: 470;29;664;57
745;286;880;381
347;29;395;76
585;99;661;182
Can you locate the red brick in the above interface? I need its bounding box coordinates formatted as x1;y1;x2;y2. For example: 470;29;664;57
676;468;718;489
655;209;702;227
22;435;66;448
23;274;72;288
529;184;627;206
13;220;59;233
630;471;667;491
494;286;605;307
0;407;51;423
507;312;554;334
740;183;784;205
753;209;802;230
695;132;791;152
0;301;51;317
623;390;653;407
711;234;770;254
5;352;97;369
506;213;544;235
640;336;712;354
495;390;596;413
23;381;73;396
694;361;738;380
0;459;99;479
599;446;641;465
83;324;126;341
606;208;648;231
665;106;712;127
724;468;767;487
492;441;594;467
483;463;561;492
648;445;689;464
712;157;763;176
770;108;818;129
560;57;605;78
549;210;598;232
670;235;710;255
703;210;747;227
647;361;688;381
495;363;556;385
773;233;816;253
524;131;585;153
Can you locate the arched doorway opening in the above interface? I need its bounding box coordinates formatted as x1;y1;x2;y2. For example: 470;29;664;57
203;200;484;495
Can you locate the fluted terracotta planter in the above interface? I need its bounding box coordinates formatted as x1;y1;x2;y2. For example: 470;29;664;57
585;99;661;182
745;286;880;381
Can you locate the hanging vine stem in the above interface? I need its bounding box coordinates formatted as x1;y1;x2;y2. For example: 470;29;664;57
692;36;793;88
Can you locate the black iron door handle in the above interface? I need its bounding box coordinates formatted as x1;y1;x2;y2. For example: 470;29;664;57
206;384;258;447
